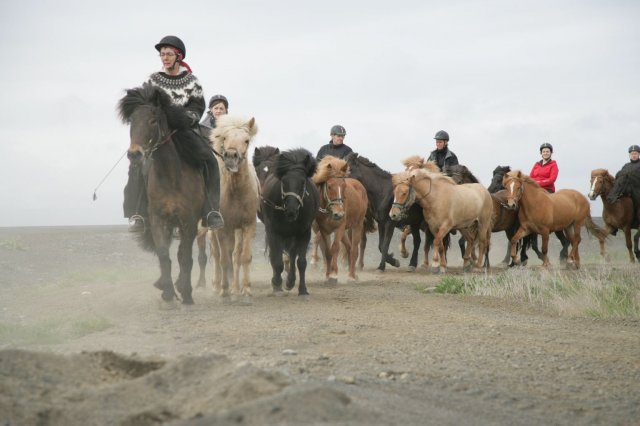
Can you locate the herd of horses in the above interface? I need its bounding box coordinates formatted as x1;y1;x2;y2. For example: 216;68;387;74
119;85;640;304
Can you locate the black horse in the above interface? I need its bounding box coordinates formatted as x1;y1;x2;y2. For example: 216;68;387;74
608;170;640;231
261;148;320;295
344;153;402;271
489;165;570;265
118;84;208;304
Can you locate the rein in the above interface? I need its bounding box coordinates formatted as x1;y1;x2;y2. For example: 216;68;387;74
261;180;309;211
149;129;177;155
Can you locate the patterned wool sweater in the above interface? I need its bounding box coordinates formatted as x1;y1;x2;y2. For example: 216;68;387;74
147;68;205;119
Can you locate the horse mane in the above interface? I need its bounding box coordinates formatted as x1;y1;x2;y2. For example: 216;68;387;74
411;168;457;186
313;155;348;183
493;165;511;176
276;148;317;178
444;164;480;183
401;155;425;170
118;84;209;168
505;170;543;189
391;170;412;186
592;168;614;185
253;145;280;168
211;115;258;152
348;153;390;173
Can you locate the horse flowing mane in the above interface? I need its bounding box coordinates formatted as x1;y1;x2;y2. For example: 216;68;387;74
391;170;412;186
313;156;348;184
410;168;457;186
444;164;480;183
118;84;209;168
211;115;258;152
276;148;317;178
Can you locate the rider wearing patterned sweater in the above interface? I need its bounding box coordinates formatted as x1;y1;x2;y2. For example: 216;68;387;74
124;35;223;232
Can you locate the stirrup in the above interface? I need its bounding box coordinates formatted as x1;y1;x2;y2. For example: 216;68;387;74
205;211;225;230
128;215;146;233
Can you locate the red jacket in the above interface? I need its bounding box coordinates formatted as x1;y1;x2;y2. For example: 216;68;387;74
530;160;558;193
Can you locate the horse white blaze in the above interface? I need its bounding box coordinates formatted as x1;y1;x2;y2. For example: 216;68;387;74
588;176;598;198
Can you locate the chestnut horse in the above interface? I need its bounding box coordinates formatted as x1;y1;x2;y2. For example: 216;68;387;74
589;168;639;262
208;116;260;299
313;156;368;283
390;169;493;273
503;170;608;268
118;84;206;304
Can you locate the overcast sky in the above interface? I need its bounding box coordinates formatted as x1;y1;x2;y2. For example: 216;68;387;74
1;0;639;226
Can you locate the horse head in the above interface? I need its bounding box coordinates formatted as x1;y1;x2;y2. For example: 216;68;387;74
588;169;612;200
488;165;511;193
607;171;631;204
212;116;258;173
253;145;280;186
119;84;185;165
503;170;524;210
275;149;317;222
314;156;349;221
389;171;415;221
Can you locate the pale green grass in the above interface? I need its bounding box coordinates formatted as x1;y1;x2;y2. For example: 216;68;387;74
0;238;28;251
447;265;640;319
0;315;114;347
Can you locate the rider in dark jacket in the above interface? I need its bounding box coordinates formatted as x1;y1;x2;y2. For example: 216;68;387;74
427;130;459;171
199;94;228;140
316;125;353;160
124;35;223;232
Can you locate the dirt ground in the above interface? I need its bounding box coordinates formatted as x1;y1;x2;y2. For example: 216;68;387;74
1;224;639;425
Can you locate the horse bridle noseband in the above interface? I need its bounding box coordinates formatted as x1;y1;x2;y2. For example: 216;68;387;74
503;177;524;207
391;184;416;218
318;178;345;215
261;180;309;211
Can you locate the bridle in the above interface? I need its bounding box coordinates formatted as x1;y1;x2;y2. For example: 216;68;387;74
391;184;415;218
318;178;345;215
261;179;309;211
503;177;524;207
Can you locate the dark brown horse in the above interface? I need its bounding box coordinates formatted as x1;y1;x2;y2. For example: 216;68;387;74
119;84;207;303
589;168;640;262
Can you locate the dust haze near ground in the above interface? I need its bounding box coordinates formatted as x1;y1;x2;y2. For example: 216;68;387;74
1;224;639;425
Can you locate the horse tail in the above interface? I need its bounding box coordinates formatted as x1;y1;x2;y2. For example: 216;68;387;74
585;215;609;242
364;205;377;233
135;225;156;252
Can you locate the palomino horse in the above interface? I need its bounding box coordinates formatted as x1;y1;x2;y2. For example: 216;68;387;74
261;148;320;295
118;84;206;304
503;170;608;269
390;169;493;273
313;156;368;283
208;116;260;299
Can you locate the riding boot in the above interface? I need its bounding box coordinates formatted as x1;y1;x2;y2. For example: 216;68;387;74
202;156;224;230
123;162;148;232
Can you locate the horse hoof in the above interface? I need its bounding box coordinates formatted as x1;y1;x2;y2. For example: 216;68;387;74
158;298;178;310
463;264;472;273
182;297;194;305
375;268;385;274
431;266;441;274
326;277;338;285
392;259;400;268
405;266;416;272
400;251;409;259
347;276;358;283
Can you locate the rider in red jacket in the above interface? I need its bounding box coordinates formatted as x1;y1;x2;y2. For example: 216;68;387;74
530;142;558;193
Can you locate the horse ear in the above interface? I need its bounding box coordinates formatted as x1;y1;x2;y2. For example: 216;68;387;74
246;117;258;137
341;163;348;174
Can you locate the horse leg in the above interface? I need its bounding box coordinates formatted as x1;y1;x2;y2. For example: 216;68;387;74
358;230;366;270
528;234;544;261
555;230;570;263
176;227;196;304
296;229;313;296
422;228;432;269
328;228;345;284
348;225;363;282
217;229;234;298
286;247;298;291
310;230;321;265
151;225;176;301
458;235;466;259
210;231;222;294
509;226;528;267
399;225;410;258
380;221;400;269
633;229;640;261
268;236;284;293
540;231;551;267
571;222;583;269
232;229;243;296
431;226;450;274
408;225;421;271
318;231;332;282
459;230;475;272
240;223;256;296
502;230;513;265
195;230;208;288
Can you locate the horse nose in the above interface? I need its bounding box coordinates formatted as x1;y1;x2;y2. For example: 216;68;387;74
332;211;344;221
127;149;143;163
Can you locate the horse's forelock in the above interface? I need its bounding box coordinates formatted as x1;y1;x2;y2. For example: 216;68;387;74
392;171;412;187
313;156;348;183
275;148;315;178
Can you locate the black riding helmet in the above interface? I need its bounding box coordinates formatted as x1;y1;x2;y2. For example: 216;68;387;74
434;130;449;141
209;94;229;110
540;142;553;153
330;125;346;136
155;35;186;59
628;144;640;153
